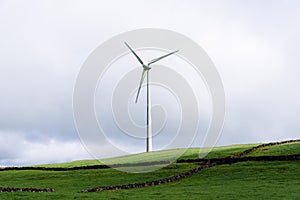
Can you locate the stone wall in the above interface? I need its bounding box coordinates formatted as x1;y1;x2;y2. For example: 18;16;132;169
0;187;54;193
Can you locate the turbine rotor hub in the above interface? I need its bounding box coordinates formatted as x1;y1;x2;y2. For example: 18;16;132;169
143;64;151;70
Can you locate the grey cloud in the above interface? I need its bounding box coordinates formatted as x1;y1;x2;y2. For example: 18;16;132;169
0;0;300;165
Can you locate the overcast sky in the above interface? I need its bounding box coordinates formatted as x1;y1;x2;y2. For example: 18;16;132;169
0;0;300;166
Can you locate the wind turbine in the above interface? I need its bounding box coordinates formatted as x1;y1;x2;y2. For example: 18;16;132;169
124;42;179;152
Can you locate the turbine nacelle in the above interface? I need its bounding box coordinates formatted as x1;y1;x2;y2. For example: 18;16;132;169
143;64;151;70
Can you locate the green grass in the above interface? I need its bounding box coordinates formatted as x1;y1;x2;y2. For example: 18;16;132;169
1;161;299;199
34;143;258;168
1;141;299;199
244;142;300;157
0;163;198;199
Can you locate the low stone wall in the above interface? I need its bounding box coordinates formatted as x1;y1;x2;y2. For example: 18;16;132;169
82;139;300;192
82;163;213;192
233;139;300;158
0;160;170;171
177;154;300;164
0;187;54;193
82;153;300;192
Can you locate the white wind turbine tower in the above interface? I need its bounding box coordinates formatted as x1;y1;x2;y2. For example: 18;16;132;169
124;42;179;152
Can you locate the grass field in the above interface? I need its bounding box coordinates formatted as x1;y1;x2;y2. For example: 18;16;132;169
244;142;300;157
0;142;299;199
34;143;259;168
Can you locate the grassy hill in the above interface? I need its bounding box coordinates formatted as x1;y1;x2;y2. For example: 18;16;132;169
34;143;259;168
0;141;299;199
243;142;300;157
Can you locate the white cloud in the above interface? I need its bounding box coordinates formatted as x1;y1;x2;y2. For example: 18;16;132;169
0;131;91;166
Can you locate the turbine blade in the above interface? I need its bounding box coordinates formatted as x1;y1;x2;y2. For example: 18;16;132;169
148;50;179;65
124;42;144;65
135;69;147;103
